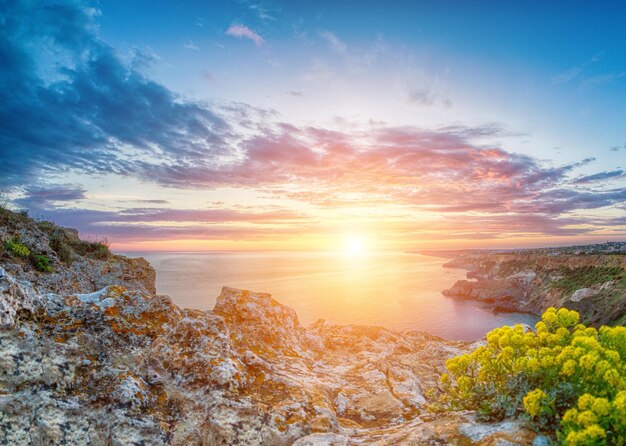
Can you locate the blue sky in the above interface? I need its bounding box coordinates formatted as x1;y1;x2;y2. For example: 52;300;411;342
1;0;626;250
93;0;626;168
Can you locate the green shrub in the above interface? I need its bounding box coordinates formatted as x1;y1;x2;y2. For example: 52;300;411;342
36;220;57;235
0;206;31;226
4;238;30;258
440;308;626;444
89;241;111;260
48;230;110;263
50;233;74;265
71;237;111;260
549;267;624;294
32;254;53;272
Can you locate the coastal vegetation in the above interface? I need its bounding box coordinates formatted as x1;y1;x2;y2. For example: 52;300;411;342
0;204;111;275
440;307;626;444
3;236;52;272
35;218;111;262
3;236;30;258
442;250;626;326
46;228;111;263
548;266;625;295
32;253;53;272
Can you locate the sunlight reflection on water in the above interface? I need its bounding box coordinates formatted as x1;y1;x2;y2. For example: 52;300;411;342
121;251;538;341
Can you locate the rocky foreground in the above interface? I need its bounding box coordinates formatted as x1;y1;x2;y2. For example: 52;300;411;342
1;270;539;445
0;209;544;445
438;249;626;326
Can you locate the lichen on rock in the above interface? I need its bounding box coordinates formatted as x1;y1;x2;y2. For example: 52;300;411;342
0;269;534;445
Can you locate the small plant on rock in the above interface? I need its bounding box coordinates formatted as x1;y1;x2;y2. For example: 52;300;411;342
32;254;53;272
90;240;111;260
36;220;57;235
50;233;74;265
4;237;30;258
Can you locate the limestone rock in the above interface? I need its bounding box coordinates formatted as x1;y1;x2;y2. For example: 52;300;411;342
0;266;39;327
0;211;156;295
0;270;536;445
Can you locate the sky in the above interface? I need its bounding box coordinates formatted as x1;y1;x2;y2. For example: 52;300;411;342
1;0;626;252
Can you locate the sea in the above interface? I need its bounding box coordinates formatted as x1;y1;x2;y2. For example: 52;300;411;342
120;251;538;341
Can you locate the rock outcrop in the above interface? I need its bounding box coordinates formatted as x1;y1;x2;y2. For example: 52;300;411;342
442;277;529;312
441;251;626;325
0;209;156;296
0;268;537;445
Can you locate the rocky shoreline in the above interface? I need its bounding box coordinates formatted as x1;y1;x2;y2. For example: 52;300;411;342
437;249;626;326
0;209;542;444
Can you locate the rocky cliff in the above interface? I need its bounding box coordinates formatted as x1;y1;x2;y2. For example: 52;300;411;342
441;250;626;325
0;209;538;445
0;208;155;296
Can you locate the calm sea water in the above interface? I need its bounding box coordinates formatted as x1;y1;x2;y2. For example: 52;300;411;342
121;251;538;341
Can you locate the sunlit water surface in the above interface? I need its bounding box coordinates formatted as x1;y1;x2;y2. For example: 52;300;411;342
121;251;538;341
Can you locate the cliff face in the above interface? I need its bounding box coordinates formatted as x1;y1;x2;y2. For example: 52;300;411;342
442;251;626;325
0;210;537;445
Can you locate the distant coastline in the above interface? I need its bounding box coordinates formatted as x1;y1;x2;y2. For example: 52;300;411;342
419;243;626;326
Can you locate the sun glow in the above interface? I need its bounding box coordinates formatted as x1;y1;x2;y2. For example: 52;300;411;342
342;235;367;258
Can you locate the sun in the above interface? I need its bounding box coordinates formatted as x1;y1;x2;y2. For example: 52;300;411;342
343;235;367;257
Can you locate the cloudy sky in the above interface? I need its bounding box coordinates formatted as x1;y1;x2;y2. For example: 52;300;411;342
2;0;626;251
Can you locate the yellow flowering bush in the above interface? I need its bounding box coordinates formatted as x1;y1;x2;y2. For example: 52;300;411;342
440;307;626;444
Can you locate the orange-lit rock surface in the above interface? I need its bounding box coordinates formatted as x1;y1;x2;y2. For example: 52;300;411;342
0;265;537;445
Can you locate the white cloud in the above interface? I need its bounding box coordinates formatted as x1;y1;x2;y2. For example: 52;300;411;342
225;24;265;46
407;88;452;108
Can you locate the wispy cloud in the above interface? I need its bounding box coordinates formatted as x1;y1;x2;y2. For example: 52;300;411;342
552;66;583;84
15;184;87;207
21;205;312;243
183;40;199;51
581;72;626;89
552;54;626;90
248;3;278;22
318;30;385;73
407;88;452;108
320;30;347;54
225;24;265;46
573;170;625;184
552;53;605;85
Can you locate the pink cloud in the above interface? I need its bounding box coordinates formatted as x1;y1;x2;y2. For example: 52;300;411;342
135;122;599;225
225;24;265;46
